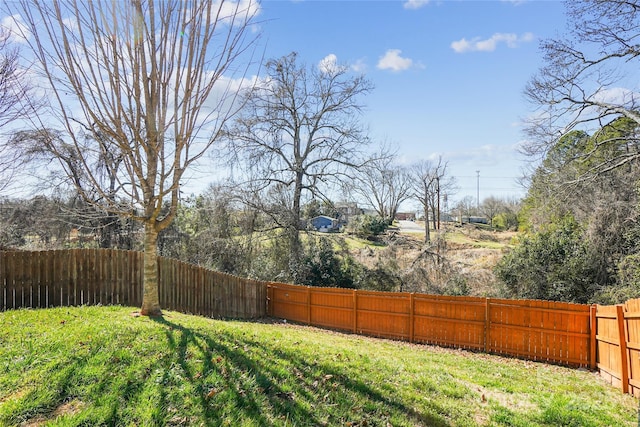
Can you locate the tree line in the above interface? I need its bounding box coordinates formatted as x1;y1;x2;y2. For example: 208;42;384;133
495;0;640;304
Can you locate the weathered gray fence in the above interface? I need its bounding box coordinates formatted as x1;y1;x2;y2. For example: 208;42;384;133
0;249;267;319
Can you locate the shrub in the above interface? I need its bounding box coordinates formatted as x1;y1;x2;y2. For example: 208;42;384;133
346;215;388;239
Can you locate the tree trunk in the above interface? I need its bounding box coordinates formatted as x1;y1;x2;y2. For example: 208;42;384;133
423;203;431;243
288;173;304;282
140;222;162;316
431;205;437;231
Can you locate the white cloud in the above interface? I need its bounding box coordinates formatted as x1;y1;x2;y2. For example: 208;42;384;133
318;54;338;74
213;0;262;26
1;15;31;44
403;0;430;10
591;87;639;106
319;54;367;74
451;32;534;53
351;58;367;73
377;49;414;72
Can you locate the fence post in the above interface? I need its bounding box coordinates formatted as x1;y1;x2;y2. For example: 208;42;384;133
265;282;273;317
616;304;630;394
353;290;357;334
409;293;415;343
590;304;597;370
306;286;311;325
484;298;491;353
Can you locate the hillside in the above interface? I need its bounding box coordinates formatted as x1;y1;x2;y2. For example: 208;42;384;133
343;222;515;296
0;306;635;426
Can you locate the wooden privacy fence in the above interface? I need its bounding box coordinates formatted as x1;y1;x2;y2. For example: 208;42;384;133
595;299;640;397
4;249;640;397
267;283;595;368
0;249;266;319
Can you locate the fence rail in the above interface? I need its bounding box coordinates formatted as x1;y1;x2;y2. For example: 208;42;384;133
0;249;266;319
2;249;640;397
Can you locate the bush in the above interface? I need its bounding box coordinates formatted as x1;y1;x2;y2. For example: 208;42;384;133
346;215;388;239
494;216;599;303
298;236;357;288
355;259;402;292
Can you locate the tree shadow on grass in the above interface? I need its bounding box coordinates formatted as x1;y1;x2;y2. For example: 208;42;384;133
3;315;452;426
152;317;453;427
153;316;318;426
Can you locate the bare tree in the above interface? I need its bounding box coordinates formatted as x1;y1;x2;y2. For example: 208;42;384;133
481;196;503;229
0;26;37;194
453;196;476;222
349;150;412;223
224;52;373;281
524;0;640;177
9;0;260;315
410;157;454;243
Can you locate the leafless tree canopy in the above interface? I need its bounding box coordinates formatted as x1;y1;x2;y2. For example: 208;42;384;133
348;149;412;223
410;157;455;243
8;0;259;315
0;27;38;193
224;52;373;274
524;0;640;177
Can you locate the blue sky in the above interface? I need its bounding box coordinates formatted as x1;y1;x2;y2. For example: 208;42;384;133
1;0;569;208
254;0;568;206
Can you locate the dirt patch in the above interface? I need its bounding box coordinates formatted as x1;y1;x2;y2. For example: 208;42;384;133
0;388;29;404
456;378;538;426
23;399;86;426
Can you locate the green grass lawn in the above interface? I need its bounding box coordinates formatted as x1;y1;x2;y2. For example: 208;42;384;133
445;230;511;250
0;306;636;426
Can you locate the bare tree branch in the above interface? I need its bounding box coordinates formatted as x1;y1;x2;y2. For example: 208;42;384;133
523;0;640;180
7;0;260;315
223;52;372;279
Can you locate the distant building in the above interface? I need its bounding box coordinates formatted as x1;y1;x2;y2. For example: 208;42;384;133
311;215;340;232
395;212;416;221
335;202;360;215
455;216;489;225
334;201;364;227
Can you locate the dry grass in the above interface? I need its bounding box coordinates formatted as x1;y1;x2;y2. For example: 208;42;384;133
346;224;514;296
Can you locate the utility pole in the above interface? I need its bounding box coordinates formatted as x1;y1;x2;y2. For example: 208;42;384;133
476;170;480;213
436;176;440;230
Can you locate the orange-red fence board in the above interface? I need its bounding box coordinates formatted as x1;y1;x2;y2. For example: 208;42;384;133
413;295;485;350
267;283;594;369
486;299;591;366
597;304;626;392
625;299;640;397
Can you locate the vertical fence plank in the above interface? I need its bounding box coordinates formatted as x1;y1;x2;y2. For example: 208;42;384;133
45;250;54;307
590;305;597;370
57;250;66;306
484;298;490;353
352;290;357;334
617;305;630;394
0;251;5;311
72;249;80;306
624;299;640;396
409;293;415;343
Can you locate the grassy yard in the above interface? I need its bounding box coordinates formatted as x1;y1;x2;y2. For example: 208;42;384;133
0;306;636;426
